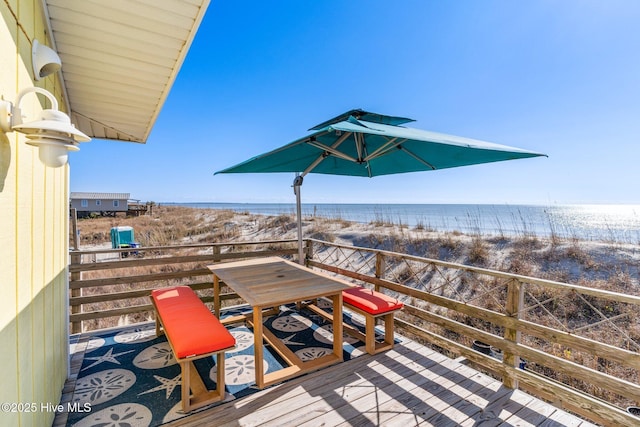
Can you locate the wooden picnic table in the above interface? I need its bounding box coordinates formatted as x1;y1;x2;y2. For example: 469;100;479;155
208;256;351;389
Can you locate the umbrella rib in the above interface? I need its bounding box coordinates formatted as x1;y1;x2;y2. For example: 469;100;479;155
400;146;436;170
265;130;332;156
302;132;353;176
307;140;358;162
363;137;403;161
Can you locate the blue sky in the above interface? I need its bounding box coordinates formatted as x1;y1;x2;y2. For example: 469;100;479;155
70;1;640;205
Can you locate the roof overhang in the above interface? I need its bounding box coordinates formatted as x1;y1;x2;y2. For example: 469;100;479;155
43;0;210;143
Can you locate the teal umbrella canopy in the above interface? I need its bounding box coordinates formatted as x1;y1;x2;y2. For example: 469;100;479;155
216;109;546;178
216;109;546;264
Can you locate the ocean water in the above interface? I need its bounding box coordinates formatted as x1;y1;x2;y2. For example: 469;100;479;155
162;202;640;243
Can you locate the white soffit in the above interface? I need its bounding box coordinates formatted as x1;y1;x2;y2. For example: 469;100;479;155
44;0;210;143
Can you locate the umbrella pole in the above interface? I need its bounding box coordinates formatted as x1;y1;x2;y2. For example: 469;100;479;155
293;175;304;264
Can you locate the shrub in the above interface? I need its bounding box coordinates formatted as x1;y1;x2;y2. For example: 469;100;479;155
468;236;489;265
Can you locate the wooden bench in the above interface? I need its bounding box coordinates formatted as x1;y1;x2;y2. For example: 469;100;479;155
341;286;404;355
151;286;236;413
307;285;403;355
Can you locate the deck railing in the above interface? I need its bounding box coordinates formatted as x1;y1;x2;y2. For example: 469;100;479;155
68;239;300;331
69;239;640;426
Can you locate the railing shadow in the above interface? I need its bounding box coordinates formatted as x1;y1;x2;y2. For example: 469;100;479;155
292;342;566;426
203;339;584;427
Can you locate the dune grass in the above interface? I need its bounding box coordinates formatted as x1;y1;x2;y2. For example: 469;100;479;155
74;205;639;294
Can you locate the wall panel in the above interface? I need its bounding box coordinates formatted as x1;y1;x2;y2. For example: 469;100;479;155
1;0;70;425
0;9;19;425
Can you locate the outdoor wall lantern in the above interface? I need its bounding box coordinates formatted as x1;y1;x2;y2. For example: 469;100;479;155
32;39;62;80
0;87;90;167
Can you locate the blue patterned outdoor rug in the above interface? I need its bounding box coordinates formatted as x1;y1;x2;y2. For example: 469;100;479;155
66;302;372;426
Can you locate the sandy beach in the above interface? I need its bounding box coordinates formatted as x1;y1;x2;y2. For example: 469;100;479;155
75;205;640;296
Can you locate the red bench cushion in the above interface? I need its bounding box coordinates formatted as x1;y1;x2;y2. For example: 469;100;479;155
342;286;403;315
152;286;235;359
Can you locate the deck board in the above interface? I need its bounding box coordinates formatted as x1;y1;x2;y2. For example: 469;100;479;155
164;337;595;427
56;325;598;427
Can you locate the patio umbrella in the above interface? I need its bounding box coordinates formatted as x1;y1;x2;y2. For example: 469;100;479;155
216;109;546;263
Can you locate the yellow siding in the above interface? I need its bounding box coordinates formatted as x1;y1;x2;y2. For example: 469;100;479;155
0;1;70;426
0;4;20;427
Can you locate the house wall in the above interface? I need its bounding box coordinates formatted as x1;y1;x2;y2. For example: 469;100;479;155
70;198;129;212
0;1;69;426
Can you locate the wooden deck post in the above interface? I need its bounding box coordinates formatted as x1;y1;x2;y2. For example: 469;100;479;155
304;239;313;266
70;208;79;250
69;208;83;334
212;245;221;263
374;252;385;292
70;252;82;334
503;278;524;388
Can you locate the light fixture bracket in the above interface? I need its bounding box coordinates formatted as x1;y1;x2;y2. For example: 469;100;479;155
0;87;90;167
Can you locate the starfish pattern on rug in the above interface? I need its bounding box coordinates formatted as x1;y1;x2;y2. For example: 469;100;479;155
138;373;181;399
81;347;136;371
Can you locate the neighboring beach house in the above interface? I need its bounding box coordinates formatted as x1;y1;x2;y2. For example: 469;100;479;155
70;192;130;216
0;2;210;426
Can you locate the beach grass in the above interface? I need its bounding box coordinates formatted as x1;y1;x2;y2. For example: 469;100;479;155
73;205;640;296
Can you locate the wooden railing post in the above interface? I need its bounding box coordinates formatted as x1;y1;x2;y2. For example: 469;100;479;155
69;208;83;333
70;252;82;334
503;278;524;388
304;239;313;266
70;208;79;251
374;252;385;292
212;245;221;263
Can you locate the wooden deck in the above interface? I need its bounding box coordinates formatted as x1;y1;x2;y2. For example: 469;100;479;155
62;243;640;425
53;324;599;427
165;338;596;427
